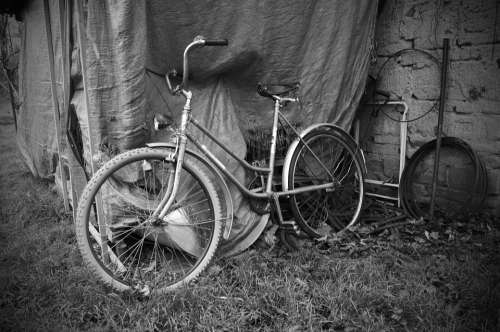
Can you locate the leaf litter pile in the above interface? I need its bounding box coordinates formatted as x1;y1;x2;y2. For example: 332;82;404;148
182;198;499;331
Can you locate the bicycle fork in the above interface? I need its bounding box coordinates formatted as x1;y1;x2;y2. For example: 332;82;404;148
151;90;193;221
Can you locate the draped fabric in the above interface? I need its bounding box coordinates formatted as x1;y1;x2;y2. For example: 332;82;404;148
16;0;377;254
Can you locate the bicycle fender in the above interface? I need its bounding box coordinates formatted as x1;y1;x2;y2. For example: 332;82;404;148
146;142;234;240
281;123;365;191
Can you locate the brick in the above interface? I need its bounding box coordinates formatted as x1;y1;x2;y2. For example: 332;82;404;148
447;61;500;102
406;144;420;157
375;62;414;98
447;98;500;116
364;148;401;179
447;100;478;115
411;0;499;48
375;52;441;101
482;153;500;170
373;0;500;213
373;134;400;145
375;23;413;56
408;65;441;100
374;0;414;55
358;104;404;137
365;157;384;179
368;142;400;158
458;0;498;45
383;157;400;178
441;112;483;140
478;100;500;115
483;114;500;141
471;142;500;155
449;45;488;62
486;169;500;195
407;128;436;147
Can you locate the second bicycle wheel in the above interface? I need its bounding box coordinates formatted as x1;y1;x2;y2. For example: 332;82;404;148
287;130;365;237
75;148;223;295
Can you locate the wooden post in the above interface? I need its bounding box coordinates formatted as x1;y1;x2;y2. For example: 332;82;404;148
75;0;109;262
58;0;86;221
75;1;97;175
43;0;70;212
58;0;70;128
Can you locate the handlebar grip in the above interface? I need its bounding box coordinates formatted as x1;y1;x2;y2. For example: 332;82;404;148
204;39;228;46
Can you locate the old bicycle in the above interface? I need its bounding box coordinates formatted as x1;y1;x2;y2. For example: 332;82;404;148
75;36;366;294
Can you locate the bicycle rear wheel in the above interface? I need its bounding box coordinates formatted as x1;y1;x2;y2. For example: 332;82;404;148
287;130;365;238
75;148;223;294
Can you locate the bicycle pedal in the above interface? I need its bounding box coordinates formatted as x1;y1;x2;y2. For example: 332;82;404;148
325;182;338;192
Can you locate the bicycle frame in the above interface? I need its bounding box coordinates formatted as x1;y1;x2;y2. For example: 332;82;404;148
153;93;336;220
152;36;336;220
188;100;336;197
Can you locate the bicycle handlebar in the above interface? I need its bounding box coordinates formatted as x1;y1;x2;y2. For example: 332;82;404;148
204;39;228;46
164;36;228;94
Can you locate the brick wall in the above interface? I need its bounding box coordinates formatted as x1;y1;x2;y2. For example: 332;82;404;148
359;0;500;214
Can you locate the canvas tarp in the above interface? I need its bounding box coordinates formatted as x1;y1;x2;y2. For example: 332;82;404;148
16;0;377;255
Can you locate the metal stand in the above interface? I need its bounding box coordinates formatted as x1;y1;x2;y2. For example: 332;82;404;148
354;101;408;206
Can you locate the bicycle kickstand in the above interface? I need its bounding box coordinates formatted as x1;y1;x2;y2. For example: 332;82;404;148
271;194;300;235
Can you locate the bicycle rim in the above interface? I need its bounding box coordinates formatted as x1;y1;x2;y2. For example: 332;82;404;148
288;131;364;237
75;148;222;294
400;137;486;219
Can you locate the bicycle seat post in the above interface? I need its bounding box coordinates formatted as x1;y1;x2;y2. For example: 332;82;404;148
265;98;282;193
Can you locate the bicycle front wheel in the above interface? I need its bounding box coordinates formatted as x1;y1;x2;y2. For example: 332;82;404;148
75;148;223;294
287;130;365;238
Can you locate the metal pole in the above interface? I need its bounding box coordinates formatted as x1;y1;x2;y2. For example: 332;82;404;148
429;38;450;219
43;0;70;212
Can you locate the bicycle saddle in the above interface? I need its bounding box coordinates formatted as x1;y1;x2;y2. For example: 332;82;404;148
257;82;300;99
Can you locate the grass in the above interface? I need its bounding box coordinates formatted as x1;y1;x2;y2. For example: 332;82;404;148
1;121;500;331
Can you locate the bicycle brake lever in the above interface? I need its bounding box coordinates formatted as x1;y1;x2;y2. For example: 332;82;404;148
166;69;182;95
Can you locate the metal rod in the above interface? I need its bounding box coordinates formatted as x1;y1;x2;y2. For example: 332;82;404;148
266;100;280;193
365;192;399;201
429;38;450;219
276;182;335;197
187;135;269;199
357;101;409;205
364;179;399;188
43;0;70;212
191;117;271;173
399;103;409;207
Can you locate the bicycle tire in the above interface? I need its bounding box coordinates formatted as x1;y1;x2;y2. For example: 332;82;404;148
287;130;365;237
399;137;487;219
75;147;223;294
